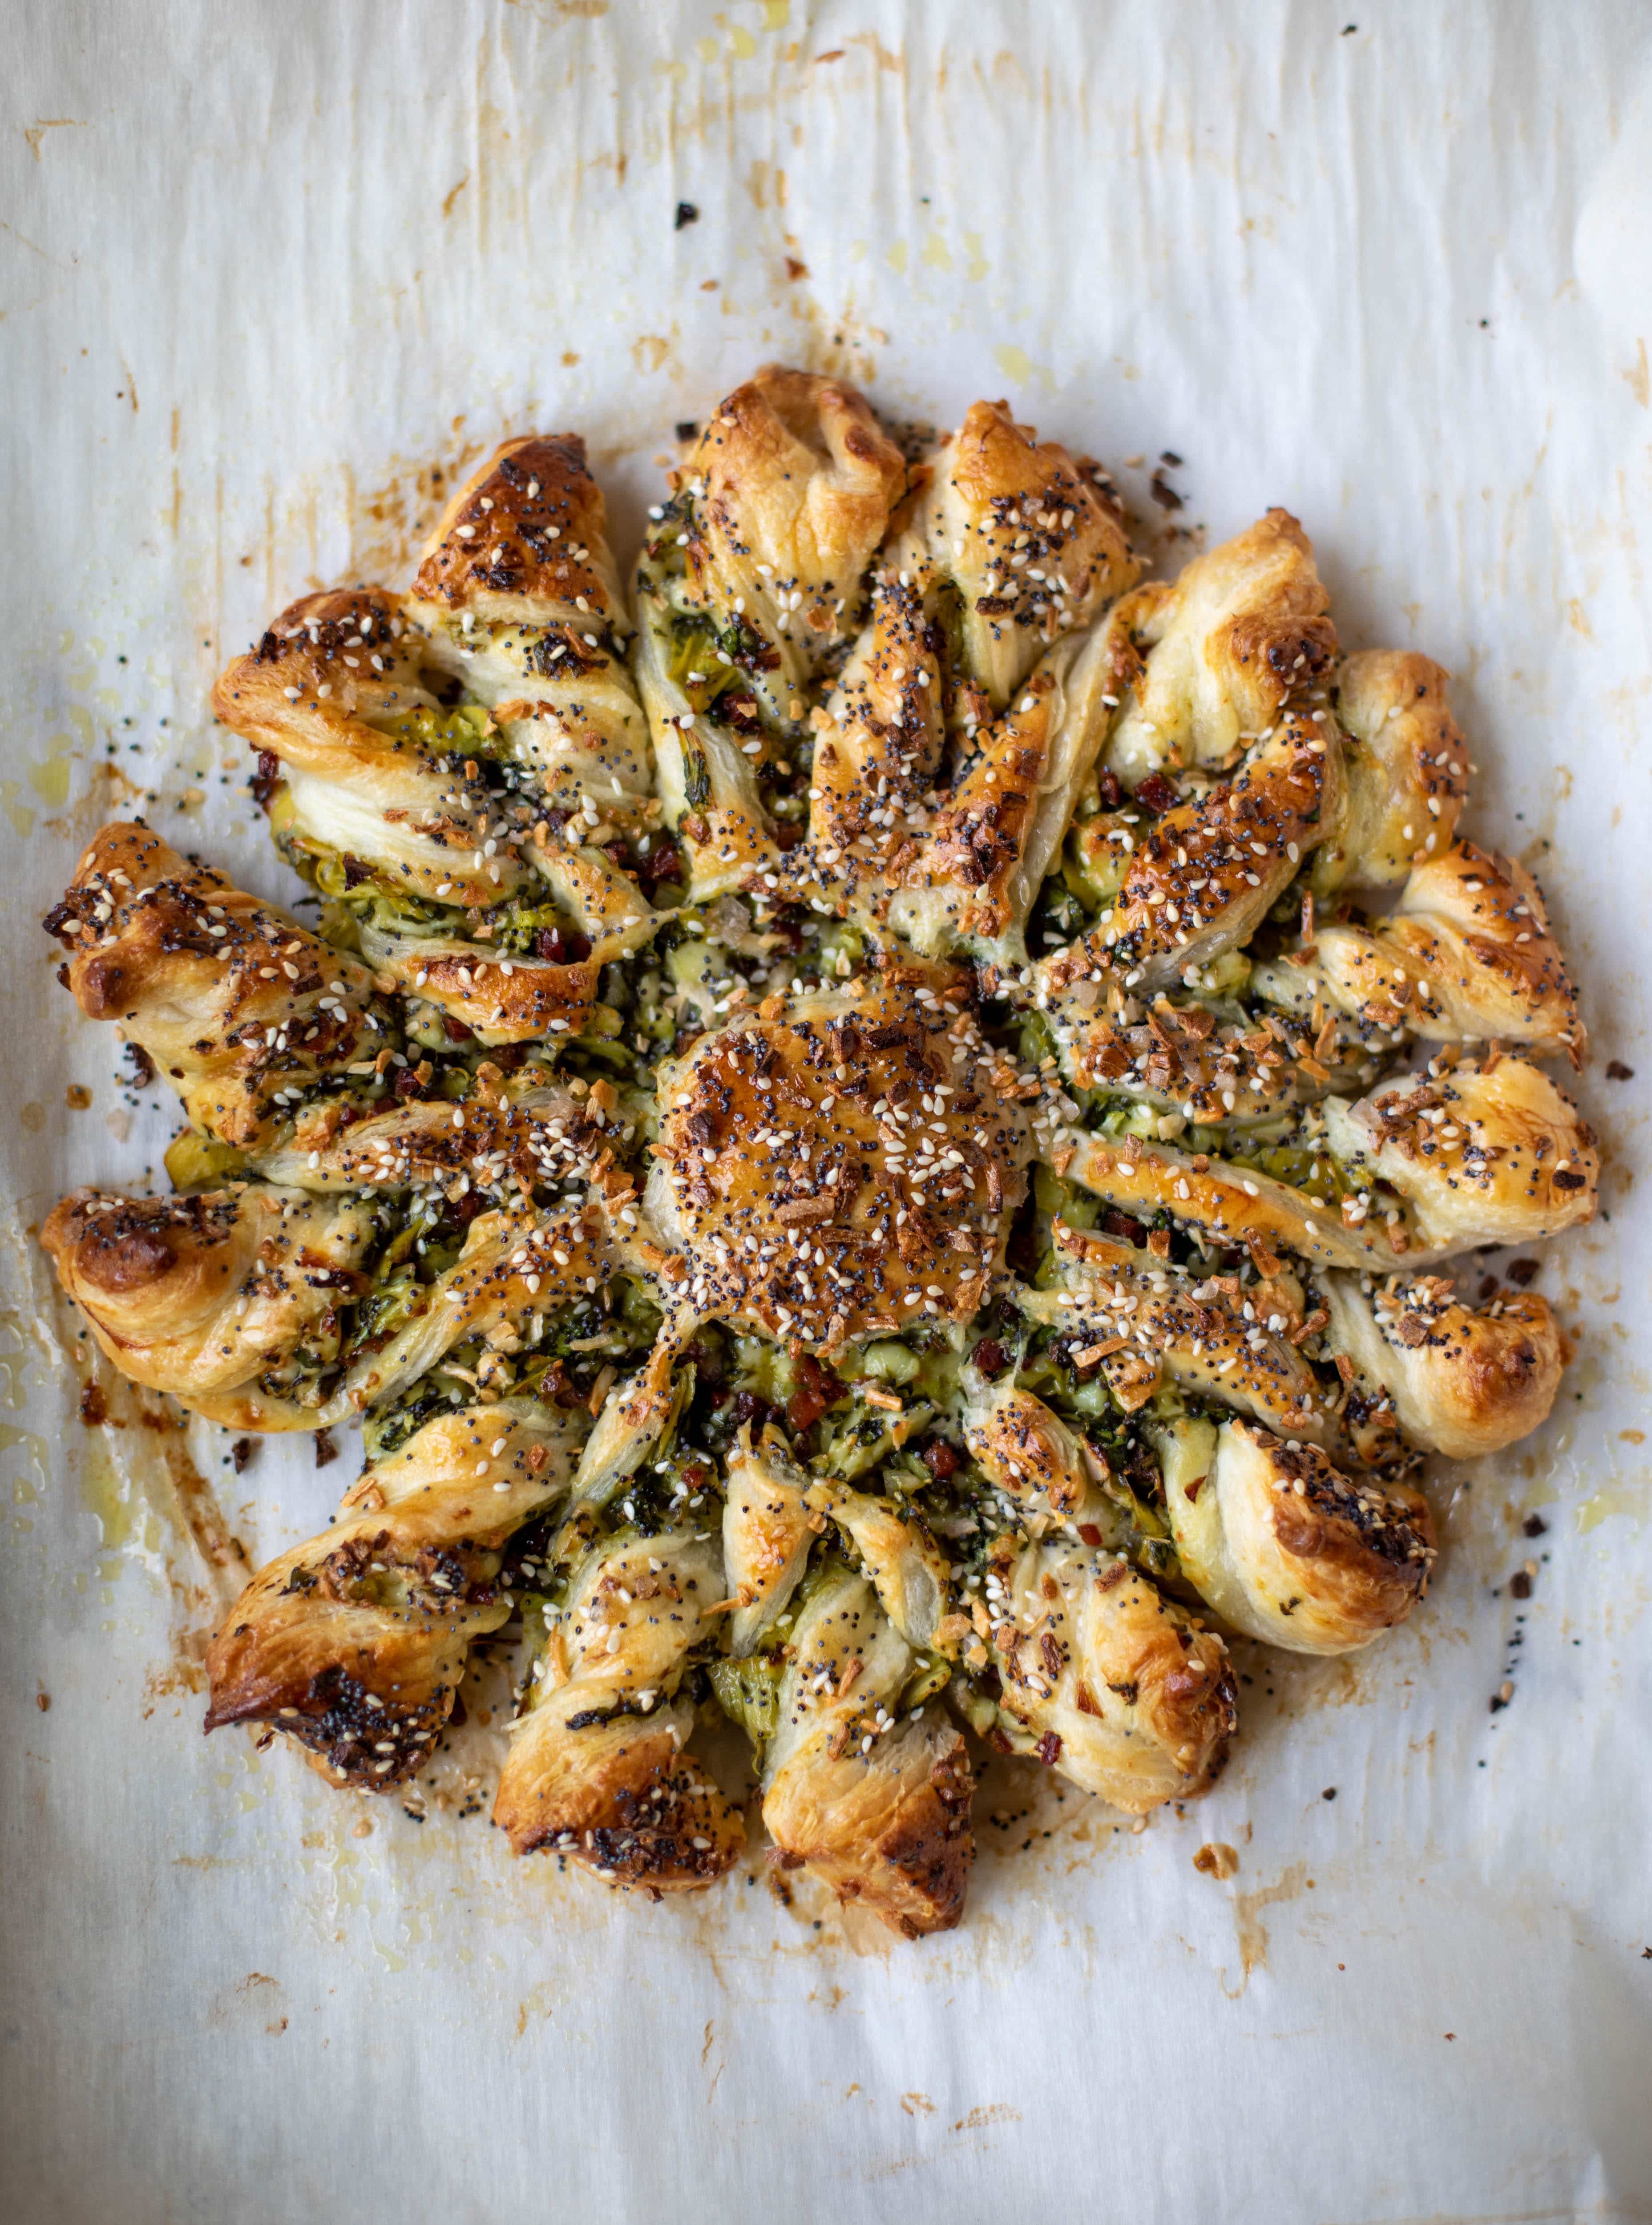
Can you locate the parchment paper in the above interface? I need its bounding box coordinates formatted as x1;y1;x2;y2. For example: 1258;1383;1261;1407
3;4;1650;2219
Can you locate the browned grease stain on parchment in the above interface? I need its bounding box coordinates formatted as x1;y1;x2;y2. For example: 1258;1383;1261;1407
44;1277;248;1695
1224;1858;1312;1993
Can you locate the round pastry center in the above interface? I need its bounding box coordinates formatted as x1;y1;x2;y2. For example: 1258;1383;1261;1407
648;980;1030;1349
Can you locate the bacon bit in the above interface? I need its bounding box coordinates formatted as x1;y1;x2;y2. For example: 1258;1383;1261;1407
1035;1731;1062;1765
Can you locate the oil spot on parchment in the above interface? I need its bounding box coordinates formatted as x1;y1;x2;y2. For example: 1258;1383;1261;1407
1625;338;1649;408
994;342;1054;395
37;1258;249;1700
348;441;491;585
1223;1858;1311;1993
208;1971;288;2036
632;332;680;375
24;119;84;162
952;2103;1022;2133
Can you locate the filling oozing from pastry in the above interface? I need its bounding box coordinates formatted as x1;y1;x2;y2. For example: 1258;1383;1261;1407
214;437;674;1052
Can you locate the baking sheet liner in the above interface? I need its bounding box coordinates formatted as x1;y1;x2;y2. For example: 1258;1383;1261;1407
3;3;1650;2217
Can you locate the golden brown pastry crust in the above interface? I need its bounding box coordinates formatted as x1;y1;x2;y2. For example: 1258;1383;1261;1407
44;822;379;1148
682;366;907;658
1274;840;1583;1064
1346;1056;1599;1252
891;398;1136;709
885;626;1124;962
1039;981;1373;1125
1038;1224;1341;1445
1318;1273;1564;1461
40;1185;378;1430
218;433;659;1044
1059;1053;1597;1270
213;587;514;912
795;569;948;888
765;1716;973;1939
493;1525;744;1890
646;975;1030;1348
637;368;907;898
758;416;1136;960
1038;712;1345;997
399;432;662;1036
960;1383;1107;1523
988;1541;1236;1812
761;1567;972;1937
1103;509;1337;785
1161;1418;1435;1655
409;434;625;626
254;1076;590;1198
206;1402;586;1786
1313;649;1468;894
721;1428;817;1656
